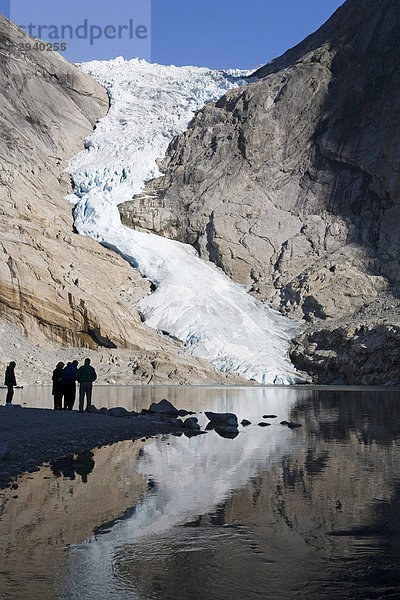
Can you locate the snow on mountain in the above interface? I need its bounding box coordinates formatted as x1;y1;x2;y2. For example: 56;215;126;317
67;58;307;384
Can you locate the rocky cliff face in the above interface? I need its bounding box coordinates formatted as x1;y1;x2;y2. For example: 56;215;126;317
119;0;400;383
0;17;243;385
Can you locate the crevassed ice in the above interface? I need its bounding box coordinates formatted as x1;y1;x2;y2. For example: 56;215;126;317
68;57;307;384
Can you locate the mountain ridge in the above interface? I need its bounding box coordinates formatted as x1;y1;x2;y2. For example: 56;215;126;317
118;0;400;384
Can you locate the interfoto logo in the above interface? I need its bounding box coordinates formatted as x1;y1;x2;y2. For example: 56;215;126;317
17;19;148;46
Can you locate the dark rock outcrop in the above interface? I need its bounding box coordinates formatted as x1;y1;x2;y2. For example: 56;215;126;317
290;293;400;385
119;0;400;383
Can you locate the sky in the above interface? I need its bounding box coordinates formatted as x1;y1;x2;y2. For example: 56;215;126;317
2;0;345;68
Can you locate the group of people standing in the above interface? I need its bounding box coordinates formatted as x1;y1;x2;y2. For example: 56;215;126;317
52;358;97;412
3;358;97;413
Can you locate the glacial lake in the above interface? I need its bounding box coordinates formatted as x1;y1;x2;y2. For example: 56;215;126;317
1;386;400;599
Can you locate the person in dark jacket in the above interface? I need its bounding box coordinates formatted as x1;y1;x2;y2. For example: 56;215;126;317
62;360;78;411
52;362;64;410
77;358;97;413
5;361;17;404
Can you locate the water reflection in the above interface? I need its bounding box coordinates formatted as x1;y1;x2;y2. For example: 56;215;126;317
1;388;400;599
51;451;95;484
292;388;400;445
0;440;149;600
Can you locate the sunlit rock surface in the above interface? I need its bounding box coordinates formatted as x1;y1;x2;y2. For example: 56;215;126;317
120;0;400;383
0;16;244;385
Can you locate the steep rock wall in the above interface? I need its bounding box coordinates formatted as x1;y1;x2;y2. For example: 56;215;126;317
118;0;400;383
120;0;399;320
0;17;242;385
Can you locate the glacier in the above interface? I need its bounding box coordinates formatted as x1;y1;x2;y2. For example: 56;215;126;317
68;57;307;384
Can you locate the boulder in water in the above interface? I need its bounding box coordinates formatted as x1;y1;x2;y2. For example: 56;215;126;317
205;412;238;427
183;417;200;430
214;426;239;439
168;418;184;427
184;430;207;438
149;399;179;415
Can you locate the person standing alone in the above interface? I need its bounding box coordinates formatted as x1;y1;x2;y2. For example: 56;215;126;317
5;361;17;404
77;358;97;413
52;362;64;410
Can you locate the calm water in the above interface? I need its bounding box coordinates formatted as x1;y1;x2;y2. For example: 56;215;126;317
1;386;400;599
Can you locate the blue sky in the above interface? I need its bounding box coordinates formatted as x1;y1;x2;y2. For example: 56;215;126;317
151;0;344;69
2;0;344;68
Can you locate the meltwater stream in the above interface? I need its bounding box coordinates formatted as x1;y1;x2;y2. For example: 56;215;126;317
67;59;306;384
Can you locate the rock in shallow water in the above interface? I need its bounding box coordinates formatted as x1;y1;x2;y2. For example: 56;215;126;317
178;409;195;417
205;412;238;427
168;418;184;427
214;426;239;439
184;430;207;438
149;399;179;416
182;417;200;430
241;419;251;426
288;422;302;429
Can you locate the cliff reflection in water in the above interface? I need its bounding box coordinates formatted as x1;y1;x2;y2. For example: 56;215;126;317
1;388;400;600
0;440;150;600
62;389;400;600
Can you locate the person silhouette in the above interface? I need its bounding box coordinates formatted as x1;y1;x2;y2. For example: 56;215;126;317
62;360;78;410
52;362;64;410
5;361;17;405
77;358;97;413
74;451;95;483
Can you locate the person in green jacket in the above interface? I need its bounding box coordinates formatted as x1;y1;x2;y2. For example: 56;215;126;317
76;358;97;413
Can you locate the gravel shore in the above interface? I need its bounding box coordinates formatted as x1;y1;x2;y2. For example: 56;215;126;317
0;405;184;489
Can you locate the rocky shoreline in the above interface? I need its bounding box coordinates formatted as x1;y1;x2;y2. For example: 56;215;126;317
0;401;200;489
0;398;303;489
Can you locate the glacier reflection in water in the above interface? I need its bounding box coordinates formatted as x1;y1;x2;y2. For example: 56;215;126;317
2;387;400;600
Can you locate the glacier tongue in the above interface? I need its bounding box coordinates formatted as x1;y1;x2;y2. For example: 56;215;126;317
68;57;306;384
